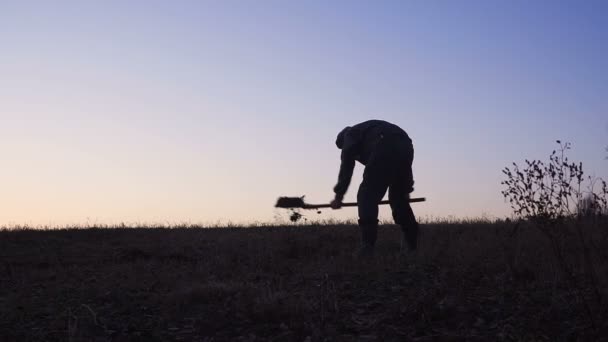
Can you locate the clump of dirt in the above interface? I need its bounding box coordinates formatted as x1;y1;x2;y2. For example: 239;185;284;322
288;209;323;223
275;195;324;222
289;209;303;223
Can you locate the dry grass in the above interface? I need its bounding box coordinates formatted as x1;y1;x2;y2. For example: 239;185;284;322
1;219;607;341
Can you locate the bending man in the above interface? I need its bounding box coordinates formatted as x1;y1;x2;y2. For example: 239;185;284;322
330;119;419;258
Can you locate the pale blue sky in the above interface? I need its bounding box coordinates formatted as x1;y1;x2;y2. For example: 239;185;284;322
1;1;607;225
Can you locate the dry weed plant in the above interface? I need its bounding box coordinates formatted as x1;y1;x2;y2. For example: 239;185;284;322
501;141;608;333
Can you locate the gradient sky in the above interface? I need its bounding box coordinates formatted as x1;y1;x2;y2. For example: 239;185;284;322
1;1;607;226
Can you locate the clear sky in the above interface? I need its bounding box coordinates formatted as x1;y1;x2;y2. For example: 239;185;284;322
1;1;607;226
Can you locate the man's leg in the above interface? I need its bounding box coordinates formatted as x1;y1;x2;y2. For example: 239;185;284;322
356;165;389;258
389;188;419;252
389;143;419;252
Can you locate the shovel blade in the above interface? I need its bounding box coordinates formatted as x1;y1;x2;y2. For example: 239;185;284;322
275;196;306;208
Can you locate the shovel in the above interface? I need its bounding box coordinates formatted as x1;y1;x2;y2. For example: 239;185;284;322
275;196;426;210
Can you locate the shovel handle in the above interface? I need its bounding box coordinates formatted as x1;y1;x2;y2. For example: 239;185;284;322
302;197;426;209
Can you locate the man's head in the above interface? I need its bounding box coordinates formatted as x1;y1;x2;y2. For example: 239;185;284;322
335;126;351;149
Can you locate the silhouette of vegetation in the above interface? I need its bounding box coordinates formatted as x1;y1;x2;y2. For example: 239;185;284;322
501;141;608;334
501;141;607;222
579;190;608;217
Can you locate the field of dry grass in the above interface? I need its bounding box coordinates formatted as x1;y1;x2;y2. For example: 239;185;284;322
1;219;607;341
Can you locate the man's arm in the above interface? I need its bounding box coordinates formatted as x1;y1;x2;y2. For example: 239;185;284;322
333;156;355;199
333;128;361;199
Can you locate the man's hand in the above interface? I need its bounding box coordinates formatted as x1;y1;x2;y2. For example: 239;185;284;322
330;195;343;209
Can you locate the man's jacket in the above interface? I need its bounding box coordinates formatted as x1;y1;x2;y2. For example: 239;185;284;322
334;120;412;197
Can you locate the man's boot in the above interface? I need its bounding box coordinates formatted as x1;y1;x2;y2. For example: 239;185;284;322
355;220;378;259
400;222;418;254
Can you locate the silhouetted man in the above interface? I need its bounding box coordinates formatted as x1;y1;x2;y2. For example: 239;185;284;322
330;120;419;258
